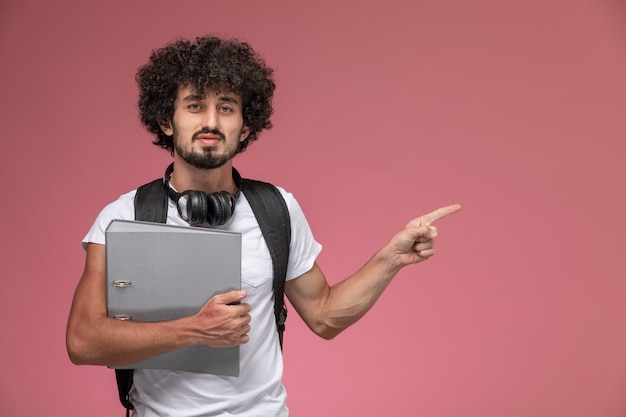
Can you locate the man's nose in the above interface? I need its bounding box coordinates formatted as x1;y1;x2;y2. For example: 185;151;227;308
201;108;219;130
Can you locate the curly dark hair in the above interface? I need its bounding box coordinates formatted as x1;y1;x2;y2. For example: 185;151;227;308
136;36;275;154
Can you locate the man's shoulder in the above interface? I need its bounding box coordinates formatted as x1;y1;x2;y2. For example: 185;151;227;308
82;188;139;247
97;188;138;220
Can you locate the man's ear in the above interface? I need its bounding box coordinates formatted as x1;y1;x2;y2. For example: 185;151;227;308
159;118;173;136
240;126;250;142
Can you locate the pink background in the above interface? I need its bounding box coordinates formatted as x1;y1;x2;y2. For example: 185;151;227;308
1;0;625;415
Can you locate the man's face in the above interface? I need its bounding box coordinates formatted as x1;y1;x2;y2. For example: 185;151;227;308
161;86;249;170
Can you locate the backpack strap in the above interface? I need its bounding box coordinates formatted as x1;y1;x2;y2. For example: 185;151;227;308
134;178;168;223
241;179;291;349
115;369;135;417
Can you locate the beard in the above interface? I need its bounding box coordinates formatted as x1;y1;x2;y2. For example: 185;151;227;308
174;128;239;170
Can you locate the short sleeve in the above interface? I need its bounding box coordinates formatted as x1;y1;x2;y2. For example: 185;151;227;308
82;190;137;249
277;188;323;281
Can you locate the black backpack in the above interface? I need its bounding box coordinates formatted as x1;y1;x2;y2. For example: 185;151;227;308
115;175;291;416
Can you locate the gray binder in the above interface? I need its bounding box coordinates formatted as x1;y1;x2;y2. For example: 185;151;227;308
105;219;242;376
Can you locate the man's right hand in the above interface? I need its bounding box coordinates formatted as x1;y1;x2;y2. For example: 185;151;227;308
188;290;252;347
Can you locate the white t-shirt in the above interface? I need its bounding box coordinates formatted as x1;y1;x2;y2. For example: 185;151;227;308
83;183;322;417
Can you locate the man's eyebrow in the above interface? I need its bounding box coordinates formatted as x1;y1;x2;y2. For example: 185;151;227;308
217;95;240;105
180;93;240;105
181;94;204;102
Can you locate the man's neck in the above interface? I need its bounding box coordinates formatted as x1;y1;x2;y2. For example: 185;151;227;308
169;158;237;195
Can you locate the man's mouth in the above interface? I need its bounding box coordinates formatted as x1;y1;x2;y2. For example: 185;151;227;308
193;129;225;146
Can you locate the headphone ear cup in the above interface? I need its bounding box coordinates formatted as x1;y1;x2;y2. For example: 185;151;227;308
186;191;208;225
205;192;236;226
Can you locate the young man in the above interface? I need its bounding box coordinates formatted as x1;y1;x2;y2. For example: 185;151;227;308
66;36;461;416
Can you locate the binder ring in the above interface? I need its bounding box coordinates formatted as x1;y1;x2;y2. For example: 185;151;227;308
111;280;132;288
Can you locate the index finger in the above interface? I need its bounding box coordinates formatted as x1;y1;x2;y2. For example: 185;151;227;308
421;204;462;225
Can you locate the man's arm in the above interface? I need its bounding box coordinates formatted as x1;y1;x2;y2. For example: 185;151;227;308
285;204;461;340
66;243;252;366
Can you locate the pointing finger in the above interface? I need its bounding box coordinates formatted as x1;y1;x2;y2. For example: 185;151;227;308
420;204;462;225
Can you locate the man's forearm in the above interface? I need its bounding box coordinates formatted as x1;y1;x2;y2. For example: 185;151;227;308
67;314;194;366
316;247;401;338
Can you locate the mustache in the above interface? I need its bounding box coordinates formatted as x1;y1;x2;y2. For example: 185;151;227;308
192;128;226;141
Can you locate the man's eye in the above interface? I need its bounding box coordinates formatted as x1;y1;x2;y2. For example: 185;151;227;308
219;106;233;113
188;104;202;111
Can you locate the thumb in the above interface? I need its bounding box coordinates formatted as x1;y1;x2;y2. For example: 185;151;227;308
215;290;248;305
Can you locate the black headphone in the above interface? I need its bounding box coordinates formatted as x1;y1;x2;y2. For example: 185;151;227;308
163;163;242;226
